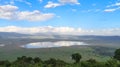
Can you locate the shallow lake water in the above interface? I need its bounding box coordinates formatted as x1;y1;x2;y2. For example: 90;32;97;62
0;44;4;47
21;41;88;48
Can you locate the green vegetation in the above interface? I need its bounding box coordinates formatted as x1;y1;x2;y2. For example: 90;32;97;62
114;48;120;61
71;53;82;63
0;48;120;67
0;45;115;62
0;35;120;62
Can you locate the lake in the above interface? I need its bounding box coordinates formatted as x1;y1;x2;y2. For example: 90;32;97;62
21;41;88;48
0;44;4;47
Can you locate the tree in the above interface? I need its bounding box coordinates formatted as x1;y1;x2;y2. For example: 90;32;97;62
33;57;42;63
86;58;97;63
44;58;57;67
71;53;82;63
105;59;118;67
114;48;120;61
44;58;56;64
25;57;33;63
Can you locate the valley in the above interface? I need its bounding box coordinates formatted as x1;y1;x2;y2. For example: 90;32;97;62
0;32;120;62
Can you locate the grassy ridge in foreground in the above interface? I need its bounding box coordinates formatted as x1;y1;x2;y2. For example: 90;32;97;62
0;53;119;67
0;45;112;62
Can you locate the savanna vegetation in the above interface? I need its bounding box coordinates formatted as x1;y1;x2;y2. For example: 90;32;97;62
0;48;120;67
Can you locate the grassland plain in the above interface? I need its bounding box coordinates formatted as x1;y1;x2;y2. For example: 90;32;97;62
0;45;113;62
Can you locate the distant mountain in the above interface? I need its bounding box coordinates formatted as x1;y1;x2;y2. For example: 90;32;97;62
0;32;30;38
0;32;120;40
77;35;120;40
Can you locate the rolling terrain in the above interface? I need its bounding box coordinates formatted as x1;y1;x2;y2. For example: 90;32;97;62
0;32;120;62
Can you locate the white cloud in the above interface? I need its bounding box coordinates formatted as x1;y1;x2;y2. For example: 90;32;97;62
0;5;54;21
72;9;77;12
0;5;18;20
24;1;32;6
81;9;101;13
8;0;32;7
0;5;18;11
44;1;61;8
15;0;32;6
59;0;80;5
17;10;54;21
115;2;120;6
105;2;120;12
39;0;43;2
104;8;117;12
107;2;120;7
0;26;120;36
44;0;80;8
10;0;15;5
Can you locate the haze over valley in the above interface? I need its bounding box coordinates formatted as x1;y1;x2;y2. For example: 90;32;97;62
0;32;120;62
0;0;120;66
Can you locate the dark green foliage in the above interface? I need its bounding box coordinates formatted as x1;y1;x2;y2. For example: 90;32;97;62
86;58;97;63
105;59;119;67
33;57;43;63
71;53;82;63
114;48;120;61
44;58;66;67
0;56;120;67
0;60;11;67
80;61;106;67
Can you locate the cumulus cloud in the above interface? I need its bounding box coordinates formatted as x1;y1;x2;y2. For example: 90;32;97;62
0;5;18;20
44;0;80;8
44;1;61;8
0;5;54;21
0;26;120;36
0;26;83;35
17;10;54;21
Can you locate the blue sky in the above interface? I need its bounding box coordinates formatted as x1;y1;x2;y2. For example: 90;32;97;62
0;0;120;35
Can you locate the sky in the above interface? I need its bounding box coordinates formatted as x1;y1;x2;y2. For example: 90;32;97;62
0;0;120;35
